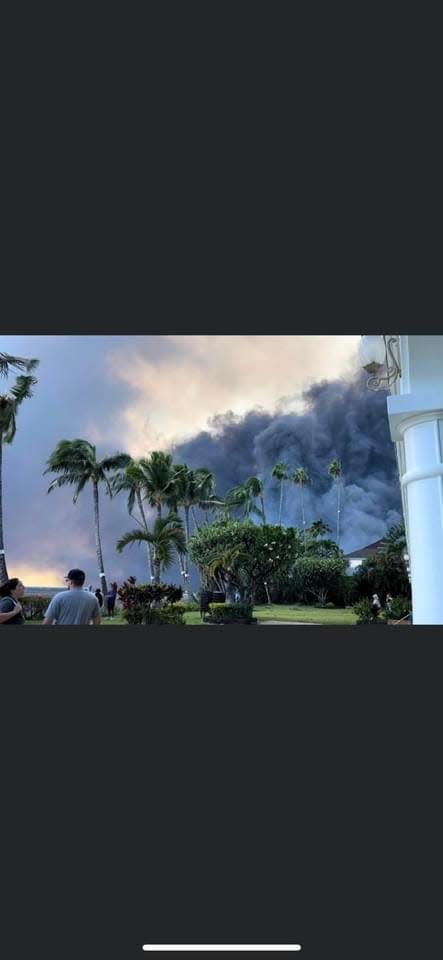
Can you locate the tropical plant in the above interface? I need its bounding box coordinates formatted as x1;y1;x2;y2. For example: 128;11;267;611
328;459;343;545
272;461;289;525
291;554;348;606
0;353;39;377
189;519;301;604
111;459;155;581
116;512;186;585
292;467;310;550
351;533;411;604
381;521;407;559
138;451;176;519
353;598;375;624
244;476;266;523
224;475;266;523
308;518;331;539
0;366;39;582
207;602;254;623
381;595;411;622
44;439;131;599
169;464;218;598
117;581;184;624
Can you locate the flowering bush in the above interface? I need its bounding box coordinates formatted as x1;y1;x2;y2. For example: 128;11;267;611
117;582;183;624
189;519;302;603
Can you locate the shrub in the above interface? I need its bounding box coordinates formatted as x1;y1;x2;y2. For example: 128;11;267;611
207;602;253;622
148;604;185;625
117;582;183;624
382;596;411;622
351;552;410;604
353;598;375;624
291;555;348;606
22;595;50;621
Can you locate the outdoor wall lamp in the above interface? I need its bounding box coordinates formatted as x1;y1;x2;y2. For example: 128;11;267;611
359;335;402;391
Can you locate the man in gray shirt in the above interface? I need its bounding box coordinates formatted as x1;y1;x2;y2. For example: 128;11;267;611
43;568;101;625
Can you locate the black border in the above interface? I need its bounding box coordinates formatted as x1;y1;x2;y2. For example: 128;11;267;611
3;622;443;958
2;317;443;336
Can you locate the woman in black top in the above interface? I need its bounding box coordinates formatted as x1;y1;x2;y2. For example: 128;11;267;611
0;578;26;625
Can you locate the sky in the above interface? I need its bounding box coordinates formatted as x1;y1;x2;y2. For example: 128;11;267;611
0;334;399;589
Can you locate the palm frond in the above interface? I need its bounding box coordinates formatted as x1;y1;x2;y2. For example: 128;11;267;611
116;528;152;552
9;374;38;405
72;475;90;503
100;453;132;473
0;353;39;376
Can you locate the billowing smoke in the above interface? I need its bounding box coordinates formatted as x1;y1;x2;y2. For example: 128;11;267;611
172;372;402;553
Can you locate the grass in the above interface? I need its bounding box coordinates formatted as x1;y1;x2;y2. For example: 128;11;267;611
29;605;357;626
253;604;357;625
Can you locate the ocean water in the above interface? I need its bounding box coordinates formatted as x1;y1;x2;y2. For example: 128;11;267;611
26;586;61;598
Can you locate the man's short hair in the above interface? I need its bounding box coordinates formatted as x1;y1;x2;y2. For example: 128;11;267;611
66;568;86;586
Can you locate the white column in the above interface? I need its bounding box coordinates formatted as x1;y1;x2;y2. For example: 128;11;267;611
388;396;443;624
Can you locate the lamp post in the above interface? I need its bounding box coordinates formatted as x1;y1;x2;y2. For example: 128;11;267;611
360;334;443;624
358;335;402;391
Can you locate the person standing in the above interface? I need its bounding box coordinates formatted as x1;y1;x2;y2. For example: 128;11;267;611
43;569;101;625
371;593;381;621
106;581;118;619
95;588;103;608
0;578;26;625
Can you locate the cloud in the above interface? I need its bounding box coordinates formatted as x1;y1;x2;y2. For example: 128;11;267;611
106;335;360;454
1;334;381;589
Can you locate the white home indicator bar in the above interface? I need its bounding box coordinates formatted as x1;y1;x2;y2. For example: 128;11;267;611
142;947;301;952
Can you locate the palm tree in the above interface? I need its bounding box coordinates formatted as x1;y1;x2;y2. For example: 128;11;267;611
138;451;176;519
116;512;186;585
0;369;39;582
224;476;266;523
168;465;219;598
192;468;219;526
328;459;343;546
111;459;155;581
272;461;289;525
382;521;406;559
45;439;131;599
244;476;266;523
308;518;331;539
292;467;310;551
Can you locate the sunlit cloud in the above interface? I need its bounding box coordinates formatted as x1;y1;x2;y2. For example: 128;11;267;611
106;335;360;456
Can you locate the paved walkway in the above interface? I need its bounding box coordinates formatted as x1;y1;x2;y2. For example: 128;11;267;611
258;619;319;626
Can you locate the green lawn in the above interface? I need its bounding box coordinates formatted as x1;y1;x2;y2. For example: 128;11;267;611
29;605;357;626
252;604;357;625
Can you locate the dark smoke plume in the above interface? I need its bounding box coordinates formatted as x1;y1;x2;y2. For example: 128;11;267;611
172;371;402;553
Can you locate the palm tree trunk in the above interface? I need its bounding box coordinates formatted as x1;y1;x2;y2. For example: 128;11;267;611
0;435;8;583
301;486;306;551
260;494;266;525
336;480;341;546
182;506;191;600
136;490;154;581
279;480;284;525
190;505;200;530
153;547;161;585
93;481;108;600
